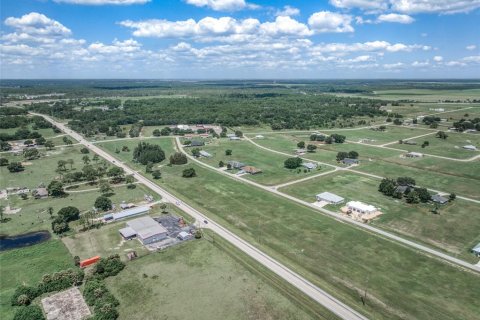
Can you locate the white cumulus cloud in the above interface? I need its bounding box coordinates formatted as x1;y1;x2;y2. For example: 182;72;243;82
466;44;477;50
377;13;414;24
330;0;480;14
185;0;258;11
4;12;71;37
308;11;354;33
433;55;443;62
275;5;300;16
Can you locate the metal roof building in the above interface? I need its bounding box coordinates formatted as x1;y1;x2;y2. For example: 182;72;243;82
104;205;150;222
472;243;480;257
199;150;212;158
316;192;344;204
124;216;168;245
302;162;317;170
347;201;377;214
432;194;448;204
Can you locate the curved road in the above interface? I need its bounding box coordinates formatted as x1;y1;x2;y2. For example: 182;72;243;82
32;113;368;320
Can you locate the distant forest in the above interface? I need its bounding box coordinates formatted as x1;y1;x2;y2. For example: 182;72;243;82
26;93;387;133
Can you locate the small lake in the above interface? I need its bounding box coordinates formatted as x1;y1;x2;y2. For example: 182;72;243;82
0;231;51;251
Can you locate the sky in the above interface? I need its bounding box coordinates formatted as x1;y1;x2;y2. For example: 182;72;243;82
0;0;479;79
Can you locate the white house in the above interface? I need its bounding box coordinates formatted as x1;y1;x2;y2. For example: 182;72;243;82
347;201;377;215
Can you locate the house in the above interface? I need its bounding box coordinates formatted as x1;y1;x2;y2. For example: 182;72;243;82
463;145;477;151
394;185;409;194
347;201;377;215
342;158;359;166
176;124;190;130
32;187;48;199
190;140;205;147
431;194;448;205
471;243;480;257
226;133;236;138
294;149;306;155
302;162;317;170
406;152;423;158
177;231;191;240
229;136;241;141
316;192;344;204
403;140;417;145
242;166;262;174
120;216;168;245
255;135;264;139
199;150;212;158
103;205;150;222
227;161;245;169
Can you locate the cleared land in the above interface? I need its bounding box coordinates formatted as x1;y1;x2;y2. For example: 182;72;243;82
0;240;73;320
105;238;320;320
352;89;480;102
279;171;480;262
198;139;334;186
100;145;480;320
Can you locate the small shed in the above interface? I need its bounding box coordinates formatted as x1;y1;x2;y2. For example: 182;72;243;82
229;136;241;141
472;243;480;257
199;150;212;158
432;194;448;204
32;187;48;199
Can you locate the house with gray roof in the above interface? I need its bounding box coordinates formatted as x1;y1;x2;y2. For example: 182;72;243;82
342;158;359;166
432;194;448;205
302;162;317;170
199;150;212;158
227;161;245;169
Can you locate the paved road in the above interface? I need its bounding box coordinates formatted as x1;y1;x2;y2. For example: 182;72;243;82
178;137;480;273
32;113;368;320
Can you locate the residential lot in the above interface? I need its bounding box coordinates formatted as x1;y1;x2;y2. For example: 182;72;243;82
279;171;480;262
197;139;334;186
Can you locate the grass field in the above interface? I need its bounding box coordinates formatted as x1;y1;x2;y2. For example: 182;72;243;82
356;89;480;102
197;139;334;186
101;151;480;320
0;146;92;190
0;240;73;320
0;184;158;236
279;171;480;261
105;238;324;320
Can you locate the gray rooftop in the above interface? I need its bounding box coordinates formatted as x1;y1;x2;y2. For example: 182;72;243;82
316;192;344;203
432;194;448;204
127;216;168;240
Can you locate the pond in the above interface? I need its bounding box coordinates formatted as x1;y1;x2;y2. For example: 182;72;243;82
0;231;51;251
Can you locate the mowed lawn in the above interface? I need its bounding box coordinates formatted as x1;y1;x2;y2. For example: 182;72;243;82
128;160;480;320
319;126;434;145
0;184;158;236
0;240;73;320
197;139;333;186
105;239;315;320
279;171;480;261
391;131;480;159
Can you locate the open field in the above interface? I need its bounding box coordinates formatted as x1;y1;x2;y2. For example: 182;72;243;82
0;240;73;320
0;184;158;236
349;89;480;102
380;103;473;118
105;238;323;320
198;139;334;186
279;171;480;261
99;145;480;320
0;146;91;190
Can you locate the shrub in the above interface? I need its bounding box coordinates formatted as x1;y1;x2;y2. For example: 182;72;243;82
182;168;197;178
90;255;125;280
13;305;45;320
169;152;187;165
7;162;24;173
11;286;38;306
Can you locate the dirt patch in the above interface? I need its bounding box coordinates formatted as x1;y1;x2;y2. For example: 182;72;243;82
41;287;91;320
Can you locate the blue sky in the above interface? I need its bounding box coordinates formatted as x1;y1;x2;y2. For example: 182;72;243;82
1;0;479;78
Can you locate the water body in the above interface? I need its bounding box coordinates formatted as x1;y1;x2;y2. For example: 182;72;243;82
0;231;51;251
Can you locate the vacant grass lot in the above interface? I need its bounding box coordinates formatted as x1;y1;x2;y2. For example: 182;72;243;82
0;146;92;190
0;184;157;236
358;89;480;102
382;103;470;118
393;131;480;159
0;240;73;320
198;139;333;186
279;171;480;261
105;239;318;320
96;137;176;169
110;156;480;320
